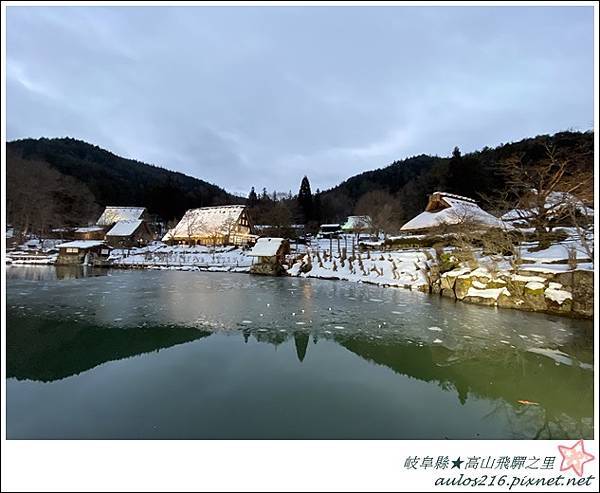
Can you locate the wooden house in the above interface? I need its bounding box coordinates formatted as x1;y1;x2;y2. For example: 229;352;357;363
341;216;371;233
318;223;341;237
105;220;154;248
400;192;507;233
248;238;290;275
74;226;107;240
500;190;594;227
56;240;112;266
163;205;256;246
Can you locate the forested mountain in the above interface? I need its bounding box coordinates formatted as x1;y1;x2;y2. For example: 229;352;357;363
7;137;240;231
318;130;594;223
6;130;593;236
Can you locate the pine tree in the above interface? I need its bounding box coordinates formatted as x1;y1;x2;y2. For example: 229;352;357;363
312;188;322;224
298;176;313;223
447;146;464;195
248;186;257;207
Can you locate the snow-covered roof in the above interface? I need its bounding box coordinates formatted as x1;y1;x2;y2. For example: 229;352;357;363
320;223;340;228
431;192;477;204
106;220;144;237
248;237;286;257
341;216;371;231
401;193;507;231
501;191;594;222
75;226;105;233
58;240;107;249
168;205;247;239
97;206;146;226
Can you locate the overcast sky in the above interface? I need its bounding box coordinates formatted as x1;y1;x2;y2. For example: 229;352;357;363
7;6;594;196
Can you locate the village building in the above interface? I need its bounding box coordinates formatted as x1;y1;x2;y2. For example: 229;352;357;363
73;226;106;241
5;224;18;249
56;240;112;266
341;216;371;234
105;220;154;248
163;205;256;246
500;190;594;227
248;237;290;275
46;227;76;240
400;192;507;233
96;206;147;226
318;223;341;237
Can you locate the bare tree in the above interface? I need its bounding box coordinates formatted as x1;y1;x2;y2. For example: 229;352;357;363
494;145;593;247
6;149;100;240
185;212;206;245
354;190;403;238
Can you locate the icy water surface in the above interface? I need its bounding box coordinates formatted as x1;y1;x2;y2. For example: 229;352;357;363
6;265;594;439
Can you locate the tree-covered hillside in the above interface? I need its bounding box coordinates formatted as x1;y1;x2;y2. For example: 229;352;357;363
7;137;240;228
6;130;593;237
319;130;593;223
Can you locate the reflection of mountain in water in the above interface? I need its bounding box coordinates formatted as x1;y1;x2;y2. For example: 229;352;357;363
334;335;593;438
7;315;211;382
246;329;310;363
240;327;592;436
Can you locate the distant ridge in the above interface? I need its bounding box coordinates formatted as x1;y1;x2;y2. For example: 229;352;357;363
7;137;242;223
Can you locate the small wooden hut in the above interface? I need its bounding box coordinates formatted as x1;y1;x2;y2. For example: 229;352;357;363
248;238;290;275
56;240;112;266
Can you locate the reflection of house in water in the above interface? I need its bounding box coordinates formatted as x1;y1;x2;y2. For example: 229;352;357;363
6;316;211;382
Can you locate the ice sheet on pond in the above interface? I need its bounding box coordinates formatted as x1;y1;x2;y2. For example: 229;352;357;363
6;266;593;372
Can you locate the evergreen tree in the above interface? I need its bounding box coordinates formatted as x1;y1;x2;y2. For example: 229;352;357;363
298;176;313;223
261;187;269;201
248;186;257;207
312;188;322;224
447;146;465;196
272;190;277;201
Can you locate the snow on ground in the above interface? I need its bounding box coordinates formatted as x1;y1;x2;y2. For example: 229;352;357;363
518;241;592;263
288;249;431;291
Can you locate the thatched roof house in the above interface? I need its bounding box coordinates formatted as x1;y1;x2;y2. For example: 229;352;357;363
501;190;594;226
163;205;255;246
341;215;371;233
400;192;507;232
97;206;146;227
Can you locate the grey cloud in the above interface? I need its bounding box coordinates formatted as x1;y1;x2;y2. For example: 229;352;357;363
7;6;594;194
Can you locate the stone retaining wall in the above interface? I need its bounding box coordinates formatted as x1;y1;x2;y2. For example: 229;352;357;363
428;265;593;319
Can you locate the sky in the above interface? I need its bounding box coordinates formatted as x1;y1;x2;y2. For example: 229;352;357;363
6;6;594;196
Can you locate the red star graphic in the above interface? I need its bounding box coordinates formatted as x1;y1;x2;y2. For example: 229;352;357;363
558;440;595;477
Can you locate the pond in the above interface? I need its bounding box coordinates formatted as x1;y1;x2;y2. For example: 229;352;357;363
6;265;594;439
